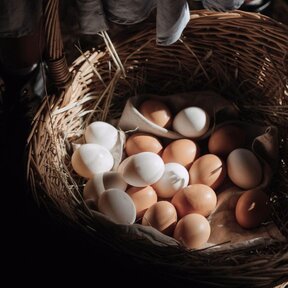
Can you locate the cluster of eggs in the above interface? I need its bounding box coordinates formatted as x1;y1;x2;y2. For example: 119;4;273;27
71;99;270;249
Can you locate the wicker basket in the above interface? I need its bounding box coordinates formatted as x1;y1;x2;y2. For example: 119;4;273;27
27;8;288;288
273;0;288;24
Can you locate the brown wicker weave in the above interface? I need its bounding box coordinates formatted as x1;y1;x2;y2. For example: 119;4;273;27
43;0;71;107
273;0;288;24
27;10;288;288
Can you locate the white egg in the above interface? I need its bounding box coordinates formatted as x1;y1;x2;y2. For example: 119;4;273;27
119;152;165;187
84;121;118;150
117;156;130;174
98;188;136;224
173;107;210;138
83;172;128;208
71;143;114;178
153;163;189;198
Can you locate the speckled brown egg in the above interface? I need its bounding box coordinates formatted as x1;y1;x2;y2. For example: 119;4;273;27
235;188;270;229
189;154;226;190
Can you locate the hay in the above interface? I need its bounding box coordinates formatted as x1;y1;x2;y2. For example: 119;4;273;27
28;10;288;288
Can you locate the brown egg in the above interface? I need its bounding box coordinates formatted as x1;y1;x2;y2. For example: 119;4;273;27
162;139;199;169
125;133;163;156
173;213;211;249
189;154;226;190
139;100;172;128
227;148;263;189
208;125;246;157
235;188;270;229
172;184;217;218
126;186;158;218
142;201;177;235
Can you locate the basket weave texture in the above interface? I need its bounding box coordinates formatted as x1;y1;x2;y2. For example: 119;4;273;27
28;10;288;288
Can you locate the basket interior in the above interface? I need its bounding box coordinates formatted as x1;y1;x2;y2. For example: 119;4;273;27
28;10;288;287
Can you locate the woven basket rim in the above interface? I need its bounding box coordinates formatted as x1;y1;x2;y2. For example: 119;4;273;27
27;9;288;288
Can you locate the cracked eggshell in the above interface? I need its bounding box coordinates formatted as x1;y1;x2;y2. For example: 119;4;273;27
71;143;114;179
118;152;165;187
84;121;118;151
153;163;189;198
83;172;127;208
98;188;136;225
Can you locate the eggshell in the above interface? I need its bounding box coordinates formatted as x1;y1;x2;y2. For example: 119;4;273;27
84;121;118;150
126;186;158;218
101;171;128;191
153;163;189;198
172;184;217;218
71;143;114;178
98;188;136;224
83;172;127;208
227;148;262;189
85;199;98;211
139;99;172;128
189;154;226;190
125;133;163;156
235;188;270;229
173;107;210;138
119;152;165;187
208;125;246;157
173;213;211;249
117;156;130;174
142;201;177;235
162;139;199;169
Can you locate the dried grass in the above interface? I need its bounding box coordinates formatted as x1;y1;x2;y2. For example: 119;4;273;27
27;10;288;288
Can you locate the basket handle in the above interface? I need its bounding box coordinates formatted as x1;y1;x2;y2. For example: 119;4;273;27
43;0;71;95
